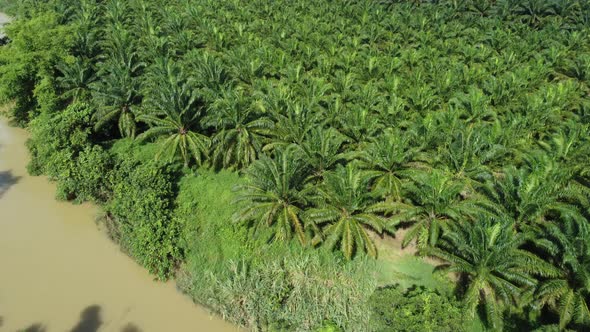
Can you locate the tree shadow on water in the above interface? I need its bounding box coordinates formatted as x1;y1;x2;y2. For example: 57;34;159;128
70;305;102;332
121;323;143;332
11;306;140;332
22;323;46;332
0;170;20;198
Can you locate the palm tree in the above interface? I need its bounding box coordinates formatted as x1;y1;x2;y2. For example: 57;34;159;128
91;24;144;137
263;103;323;152
532;219;590;330
136;58;209;166
71;0;102;59
233;147;311;244
335;108;382;150
389;169;490;250
355;129;425;201
91;59;143;137
204;87;273;169
185;52;231;102
294;127;348;182
481;161;586;230
426;218;559;330
304;163;390;259
57;57;96;103
437;125;507;187
538;122;590;179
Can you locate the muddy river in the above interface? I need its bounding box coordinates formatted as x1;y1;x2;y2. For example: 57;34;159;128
0;118;237;331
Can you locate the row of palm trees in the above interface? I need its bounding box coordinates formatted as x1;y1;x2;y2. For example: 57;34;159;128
34;0;590;329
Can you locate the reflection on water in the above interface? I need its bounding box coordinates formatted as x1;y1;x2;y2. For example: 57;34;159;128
121;322;143;332
69;305;102;332
0;170;20;198
17;305;143;332
21;323;46;332
0;118;237;331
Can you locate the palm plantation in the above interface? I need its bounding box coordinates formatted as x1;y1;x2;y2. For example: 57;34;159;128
2;0;590;330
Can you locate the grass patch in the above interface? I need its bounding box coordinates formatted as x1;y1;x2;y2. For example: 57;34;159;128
175;168;249;267
376;255;452;292
109;138;161;165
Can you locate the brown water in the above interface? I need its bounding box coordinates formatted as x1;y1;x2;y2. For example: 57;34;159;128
0;118;237;331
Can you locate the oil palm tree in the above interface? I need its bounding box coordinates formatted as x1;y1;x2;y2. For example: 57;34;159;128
389;169;491;250
57;57;96;103
204;87;273;169
233;147;311;244
91;24;144;137
437;125;507;187
91;59;143;137
136;57;209;166
304;163;390;259
355;129;425;202
481;161;586;230
426;217;560;330
335;108;382;150
294;127;348;182
263;103;324;152
532;218;590;330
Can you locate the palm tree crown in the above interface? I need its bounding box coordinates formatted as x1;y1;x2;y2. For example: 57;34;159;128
305;163;391;259
233;147;310;244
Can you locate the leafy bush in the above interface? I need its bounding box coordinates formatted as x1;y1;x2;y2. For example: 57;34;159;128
0;10;73;124
106;157;181;280
370;285;465;332
27;102;112;202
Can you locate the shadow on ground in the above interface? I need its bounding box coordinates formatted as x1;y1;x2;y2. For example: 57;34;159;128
14;305;142;332
0;170;20;198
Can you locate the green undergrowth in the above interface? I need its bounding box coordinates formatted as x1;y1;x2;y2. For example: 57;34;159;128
376;255;451;292
175;170;378;331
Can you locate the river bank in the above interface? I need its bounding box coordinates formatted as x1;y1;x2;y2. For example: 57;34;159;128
0;117;237;331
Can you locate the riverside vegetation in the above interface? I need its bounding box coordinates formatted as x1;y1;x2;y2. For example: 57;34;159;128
1;0;590;331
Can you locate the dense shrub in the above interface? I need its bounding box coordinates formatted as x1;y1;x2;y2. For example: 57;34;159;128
27;102;112;202
370;285;465;332
105;157;182;280
0;11;72;124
